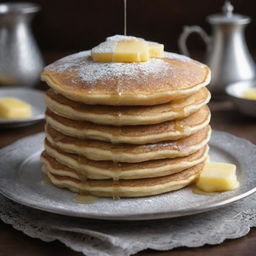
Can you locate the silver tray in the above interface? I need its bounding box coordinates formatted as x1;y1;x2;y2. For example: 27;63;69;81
0;130;256;221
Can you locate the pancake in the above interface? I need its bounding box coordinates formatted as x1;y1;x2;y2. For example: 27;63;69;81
42;161;205;198
45;124;211;162
41;51;211;106
45;106;210;144
45;87;211;125
42;141;208;179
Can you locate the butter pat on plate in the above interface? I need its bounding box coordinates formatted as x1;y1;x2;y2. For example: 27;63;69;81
196;162;239;192
0;97;32;119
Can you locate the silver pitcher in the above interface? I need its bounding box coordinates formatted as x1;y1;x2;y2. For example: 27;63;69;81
179;1;256;96
0;2;43;87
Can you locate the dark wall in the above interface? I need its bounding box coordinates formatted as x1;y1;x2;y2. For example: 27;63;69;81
6;0;256;54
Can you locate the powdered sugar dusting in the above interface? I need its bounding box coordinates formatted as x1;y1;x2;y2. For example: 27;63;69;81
79;57;170;83
46;51;88;73
45;50;191;84
106;35;144;42
92;35;145;54
164;52;191;62
91;41;116;54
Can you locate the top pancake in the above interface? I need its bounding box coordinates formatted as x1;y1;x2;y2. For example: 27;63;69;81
41;51;211;106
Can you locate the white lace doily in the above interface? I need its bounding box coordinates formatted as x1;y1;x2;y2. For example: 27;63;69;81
1;193;256;256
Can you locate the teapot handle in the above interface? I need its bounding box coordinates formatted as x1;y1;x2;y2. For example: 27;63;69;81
178;26;210;57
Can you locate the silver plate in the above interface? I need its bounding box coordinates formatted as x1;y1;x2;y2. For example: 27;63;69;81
0;130;256;221
0;88;45;128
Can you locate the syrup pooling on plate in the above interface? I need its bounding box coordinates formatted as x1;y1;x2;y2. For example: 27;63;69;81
41;176;51;184
73;193;98;204
192;187;218;195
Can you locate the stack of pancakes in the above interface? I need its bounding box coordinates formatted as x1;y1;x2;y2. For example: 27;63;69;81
41;50;211;198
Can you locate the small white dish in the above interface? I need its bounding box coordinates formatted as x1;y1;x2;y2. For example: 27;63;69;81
0;87;45;127
226;81;256;117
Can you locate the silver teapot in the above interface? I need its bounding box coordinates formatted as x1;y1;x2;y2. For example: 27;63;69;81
0;2;43;87
179;1;256;96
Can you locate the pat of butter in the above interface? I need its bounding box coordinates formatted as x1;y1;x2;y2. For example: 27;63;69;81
148;42;164;58
196;162;239;192
242;88;256;100
91;52;113;63
0;97;32;119
91;36;164;63
113;40;149;62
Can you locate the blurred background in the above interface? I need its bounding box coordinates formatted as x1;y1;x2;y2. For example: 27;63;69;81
0;1;255;146
4;0;256;62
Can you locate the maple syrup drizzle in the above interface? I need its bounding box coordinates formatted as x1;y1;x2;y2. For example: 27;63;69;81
115;80;124;106
174;121;185;132
117;111;122;125
174;107;185;117
77;154;88;182
124;0;127;35
112;161;121;200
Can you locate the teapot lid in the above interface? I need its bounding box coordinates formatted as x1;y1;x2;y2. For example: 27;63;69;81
207;1;250;25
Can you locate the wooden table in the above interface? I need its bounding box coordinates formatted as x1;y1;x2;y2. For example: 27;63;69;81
0;100;256;256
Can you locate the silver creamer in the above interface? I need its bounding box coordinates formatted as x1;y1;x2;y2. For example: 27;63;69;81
0;2;43;87
179;1;256;96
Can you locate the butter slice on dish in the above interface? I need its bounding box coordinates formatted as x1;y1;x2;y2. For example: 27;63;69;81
242;88;256;100
0;97;32;119
196;162;239;192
